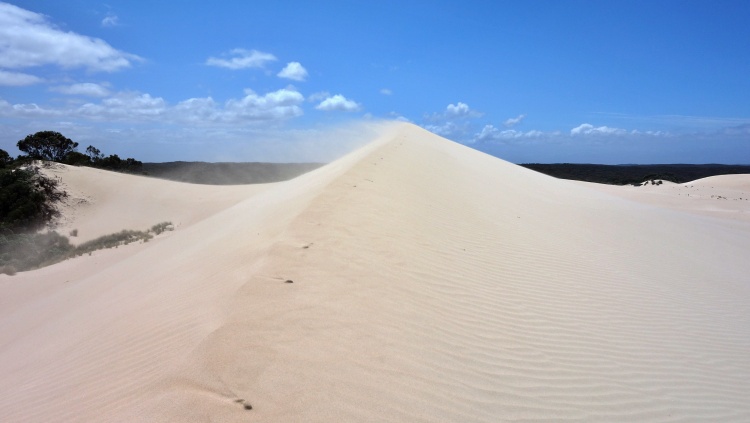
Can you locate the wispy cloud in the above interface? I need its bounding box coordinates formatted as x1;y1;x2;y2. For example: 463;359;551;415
504;114;526;127
205;49;277;70
307;91;330;102
570;123;626;136
591;112;750;130
0;69;43;86
315;94;361;112
380;88;392;95
101;14;119;27
51;82;111;97
0;2;140;72
277;62;308;81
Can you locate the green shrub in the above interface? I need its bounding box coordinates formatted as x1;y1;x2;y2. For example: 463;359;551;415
0;231;73;271
0;167;66;233
73;229;153;256
150;221;174;235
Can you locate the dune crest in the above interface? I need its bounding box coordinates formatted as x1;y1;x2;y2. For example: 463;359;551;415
2;122;749;422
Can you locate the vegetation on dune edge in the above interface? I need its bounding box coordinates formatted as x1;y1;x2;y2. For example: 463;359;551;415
0;222;174;275
0;130;157;275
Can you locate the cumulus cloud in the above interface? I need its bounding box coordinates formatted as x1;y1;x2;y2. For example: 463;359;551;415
206;49;277;70
0;69;43;86
172;97;220;123
224;88;304;121
0;86;304;125
428;102;482;120
78;92;167;120
277;62;308;81
315;94;361;112
51;82;110;97
570;123;627;136
420;102;484;141
475;124;547;141
504;114;526;127
446;102;470;116
380;88;392;95
0;2;140;72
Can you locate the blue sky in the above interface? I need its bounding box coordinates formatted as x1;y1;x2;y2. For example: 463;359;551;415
1;0;749;163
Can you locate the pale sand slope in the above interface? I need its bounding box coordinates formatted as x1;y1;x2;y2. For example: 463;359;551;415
41;163;273;243
1;122;749;422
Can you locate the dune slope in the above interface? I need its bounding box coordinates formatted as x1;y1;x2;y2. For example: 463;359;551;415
1;123;749;422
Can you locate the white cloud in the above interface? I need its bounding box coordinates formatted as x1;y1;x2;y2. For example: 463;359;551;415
475;124;548;141
0;2;140;72
504;114;526;127
224;88;304;121
78;92;167;120
429;102;482;120
101;14;119;27
380;88;392;95
206;49;276;70
277;62;308;81
315;94;361;112
419;102;484;141
631;129;668;136
446;102;470;116
51;82;110;97
386;111;409;122
0;69;43;86
307;91;330;102
425;121;460;137
173;97;220;123
1;86;305;126
571;123;627;136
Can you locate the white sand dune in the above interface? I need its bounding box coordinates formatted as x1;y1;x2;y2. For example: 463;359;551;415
576;174;750;223
1;122;749;422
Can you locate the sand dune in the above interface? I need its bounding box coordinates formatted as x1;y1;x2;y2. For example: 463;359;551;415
2;122;749;422
575;173;750;222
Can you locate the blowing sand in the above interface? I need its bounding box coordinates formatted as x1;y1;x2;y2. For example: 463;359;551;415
1;122;749;422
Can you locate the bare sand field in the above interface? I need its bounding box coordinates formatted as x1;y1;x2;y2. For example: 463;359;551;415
2;122;749;422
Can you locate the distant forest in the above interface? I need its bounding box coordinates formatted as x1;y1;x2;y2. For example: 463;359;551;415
519;164;750;186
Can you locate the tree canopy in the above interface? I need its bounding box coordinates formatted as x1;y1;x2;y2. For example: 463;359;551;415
17;131;79;162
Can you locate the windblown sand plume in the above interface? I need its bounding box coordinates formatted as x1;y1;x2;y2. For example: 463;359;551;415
1;122;749;422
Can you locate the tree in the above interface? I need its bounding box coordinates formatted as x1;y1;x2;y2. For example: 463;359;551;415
63;151;92;166
17;131;79;162
0;167;66;233
85;145;103;162
0;149;12;168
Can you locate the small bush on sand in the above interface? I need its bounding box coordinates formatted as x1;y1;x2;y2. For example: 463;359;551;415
73;229;153;256
0;265;17;276
150;221;174;235
0;231;73;271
